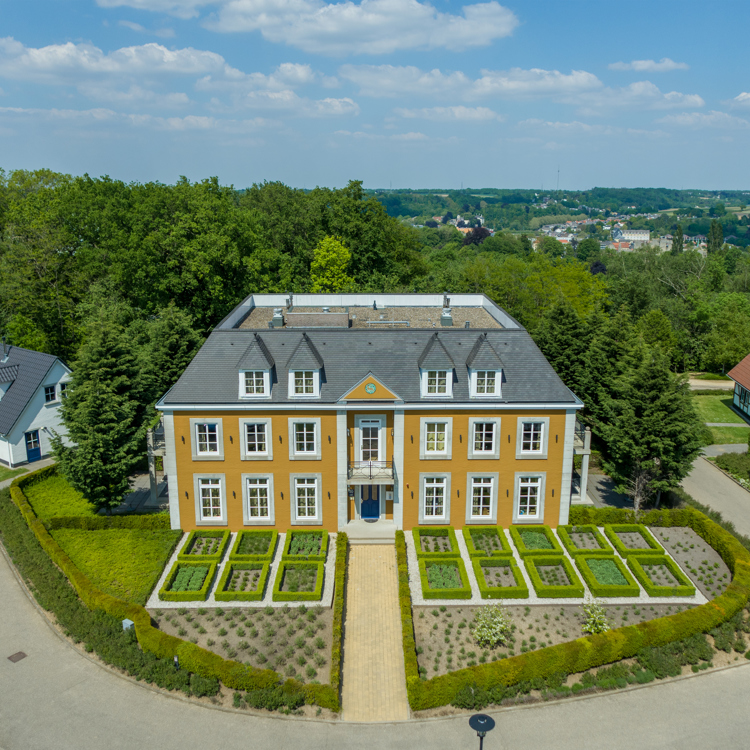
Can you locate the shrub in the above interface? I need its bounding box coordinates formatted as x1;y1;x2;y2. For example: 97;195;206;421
22;470;96;518
716;452;750;482
472;604;513;648
582;601;611;635
45;515;171;531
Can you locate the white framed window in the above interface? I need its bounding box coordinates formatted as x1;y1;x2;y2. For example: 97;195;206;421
290;473;322;524
469;369;502;398
418;472;452;523
515;417;550;460
474;422;494;453
471;477;493;518
513;472;546;524
190;419;225;460
288;418;322;460
288;369;320;398
419;417;453;460
44;386;56;403
193;474;227;525
241;473;275;525
239;418;272;460
467;417;500;460
420;368;453;398
59;382;68;398
239;369;270;398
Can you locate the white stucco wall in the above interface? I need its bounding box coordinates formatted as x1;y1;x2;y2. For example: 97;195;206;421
3;361;72;466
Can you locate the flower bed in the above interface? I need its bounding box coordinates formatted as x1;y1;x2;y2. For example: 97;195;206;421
413;527;461;558
557;524;613;557
214;562;271;602
603;524;664;558
509;525;563;557
524;556;584;598
177;530;231;563
281;530;329;562
229;530;279;562
472;557;529;599
418;558;471;599
159;560;217;602
272;561;325;602
462;526;512;558
627;555;696;597
575;555;640;597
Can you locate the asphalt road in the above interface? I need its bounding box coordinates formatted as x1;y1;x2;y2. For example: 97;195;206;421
3;543;750;750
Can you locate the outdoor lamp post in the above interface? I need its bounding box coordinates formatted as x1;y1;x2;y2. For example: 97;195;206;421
469;713;496;750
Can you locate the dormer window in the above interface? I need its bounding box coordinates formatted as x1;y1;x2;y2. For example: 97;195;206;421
289;369;320;398
469;369;502;398
240;369;269;398
237;334;274;399
420;368;453;398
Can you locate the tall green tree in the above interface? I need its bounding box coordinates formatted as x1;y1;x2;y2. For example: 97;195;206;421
708;219;723;254
671;224;684;255
600;349;703;510
51;318;147;513
309;236;354;293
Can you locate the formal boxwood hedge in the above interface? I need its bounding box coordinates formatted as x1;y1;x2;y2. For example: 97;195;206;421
228;530;279;562
557;524;613;557
45;514;172;531
575;555;640;598
472;557;529;599
462;526;512;558
509;525;564;557
214;562;270;602
399;505;750;711
158;560;217;602
603;524;664;558
524;555;585;598
272;561;325;601
418;557;472;599
177;529;231;563
628;555;696;597
412;526;461;558
281;529;329;562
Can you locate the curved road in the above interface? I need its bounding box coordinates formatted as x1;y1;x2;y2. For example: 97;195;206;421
2;549;750;750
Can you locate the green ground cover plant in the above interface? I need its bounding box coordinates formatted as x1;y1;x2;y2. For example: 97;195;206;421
472;557;529;599
177;530;230;562
509;525;563;557
557;525;613;557
23;471;96;518
603;524;664;557
214;562;270;602
229;530;278;562
45;515;171;530
418;557;471;600
413;527;460;558
0;466;26;483
707;426;750;444
693;395;746;424
575;555;640;598
49;528;182;605
281;530;329;562
272;561;325;602
462;526;512;557
159;560;216;601
628;555;696;597
715;452;750;488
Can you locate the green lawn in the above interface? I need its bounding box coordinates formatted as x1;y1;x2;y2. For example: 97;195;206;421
693;395;746;424
23;474;97;518
50;528;182;604
707;425;750;445
0;466;26;483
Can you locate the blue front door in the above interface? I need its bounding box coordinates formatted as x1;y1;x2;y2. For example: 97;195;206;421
361;486;379;519
25;430;41;463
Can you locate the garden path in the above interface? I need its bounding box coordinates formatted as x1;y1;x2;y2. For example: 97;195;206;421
340;545;409;722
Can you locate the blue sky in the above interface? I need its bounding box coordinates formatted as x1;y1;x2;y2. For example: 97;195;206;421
1;0;749;189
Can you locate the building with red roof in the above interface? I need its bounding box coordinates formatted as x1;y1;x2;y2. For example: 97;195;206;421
727;353;750;419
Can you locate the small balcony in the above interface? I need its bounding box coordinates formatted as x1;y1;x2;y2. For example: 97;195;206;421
573;420;591;454
347;460;395;484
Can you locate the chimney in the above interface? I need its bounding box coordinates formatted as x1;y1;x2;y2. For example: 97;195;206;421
271;308;285;327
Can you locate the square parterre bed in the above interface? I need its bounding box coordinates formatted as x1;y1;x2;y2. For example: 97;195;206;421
229;530;279;562
281;530;329;562
462;526;513;558
472;557;529;599
524;556;585;598
413;527;461;558
273;561;325;602
628;555;696;597
558;525;614;557
604;524;664;558
215;562;271;602
419;558;472;599
159;560;217;602
575;555;640;598
510;525;563;557
177;530;231;563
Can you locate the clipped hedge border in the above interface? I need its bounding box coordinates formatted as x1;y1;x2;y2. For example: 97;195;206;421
509;525;563;557
575;555;640;598
557;524;614;558
228;530;279;562
272;561;325;602
603;524;664;558
472;557;529;599
44;515;172;531
214;562;270;602
159;560;217;602
396;531;420;682
628;555;696;598
418;557;472;600
9;469;282;694
412;526;461;558
402;506;750;711
177;529;231;563
281;529;329;562
462;526;513;558
524;555;585;598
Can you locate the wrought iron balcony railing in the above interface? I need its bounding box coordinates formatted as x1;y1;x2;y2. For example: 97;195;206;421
347;460;395;482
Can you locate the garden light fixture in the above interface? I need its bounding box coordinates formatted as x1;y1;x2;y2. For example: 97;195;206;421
469;713;495;750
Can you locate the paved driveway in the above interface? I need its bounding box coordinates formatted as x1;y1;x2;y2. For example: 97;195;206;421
3;544;750;750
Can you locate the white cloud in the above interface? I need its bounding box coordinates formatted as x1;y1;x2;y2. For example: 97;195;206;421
395;105;503;121
206;0;518;55
97;0;214;20
567;81;704;115
473;68;600;98
117;20;176;38
196;62;317;94
728;92;750;108
609;58;688;72
656;111;750;129
339;64;469;97
519;118;615;135
76;82;190;106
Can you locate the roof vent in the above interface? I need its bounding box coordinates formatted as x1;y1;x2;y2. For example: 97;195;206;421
464;321;471;329
440;308;453;327
271;308;284;327
322;307;330;313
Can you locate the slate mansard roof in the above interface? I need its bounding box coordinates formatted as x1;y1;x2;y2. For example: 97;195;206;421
161;327;580;407
0;346;62;435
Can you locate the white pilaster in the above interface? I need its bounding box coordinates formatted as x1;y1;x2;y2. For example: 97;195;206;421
162;411;181;530
558;409;576;526
394;408;405;530
336;409;348;530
